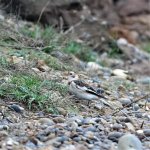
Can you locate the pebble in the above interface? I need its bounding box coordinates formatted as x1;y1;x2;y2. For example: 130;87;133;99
67;116;83;126
8;104;24;113
67;121;78;131
76;127;83;132
0;125;9;130
135;112;143;118
120;98;131;106
112;123;123;130
86;144;94;148
84;131;94;139
73;136;81;142
84;126;97;132
125;123;135;132
57;107;67;116
56;136;69;143
60;145;76;150
82;118;96;125
133;104;140;111
143;129;150;136
108;132;123;142
136;130;145;139
53;117;65;123
25;140;37;149
137;77;150;84
0;131;8;140
94;104;103;110
53;141;61;147
39;118;55;126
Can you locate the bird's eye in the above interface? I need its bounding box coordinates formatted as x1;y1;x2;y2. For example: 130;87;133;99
69;72;74;76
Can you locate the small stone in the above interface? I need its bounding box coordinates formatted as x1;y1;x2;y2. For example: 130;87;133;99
0;125;9;131
120;98;131;106
125;123;135;132
39;118;55;126
136;130;144;135
133;104;140;111
53;117;65;123
25;140;36;149
84;126;97;132
112;123;123;130
37;135;48;142
143;129;150;136
0;131;8;140
53;141;61;147
84;131;94;139
7;138;18;146
60;145;76;150
108;132;123;142
57;107;67;116
94;104;103;110
135;113;142;118
100;118;108;125
87;144;94;148
47;133;55;140
73;137;81;142
137;77;150;84
82;118;96;125
56;136;69;143
112;69;128;79
76;127;83;132
67;121;78;131
67;116;83;126
86;62;101;72
9;104;24;113
136;130;144;139
76;144;88;150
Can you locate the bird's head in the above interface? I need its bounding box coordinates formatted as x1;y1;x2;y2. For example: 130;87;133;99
68;71;79;84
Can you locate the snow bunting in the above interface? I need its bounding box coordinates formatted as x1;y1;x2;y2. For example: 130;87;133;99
68;72;113;109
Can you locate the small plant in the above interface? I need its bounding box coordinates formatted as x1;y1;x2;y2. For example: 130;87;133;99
0;73;69;112
43;80;68;96
0;56;9;68
141;42;150;53
108;40;122;58
20;24;97;62
64;41;96;62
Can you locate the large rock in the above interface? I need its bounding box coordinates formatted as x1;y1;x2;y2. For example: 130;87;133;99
115;0;150;17
1;0;86;27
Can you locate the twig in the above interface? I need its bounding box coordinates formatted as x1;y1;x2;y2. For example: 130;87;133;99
37;1;50;24
140;121;144;129
63;19;85;35
112;94;149;116
0;43;37;49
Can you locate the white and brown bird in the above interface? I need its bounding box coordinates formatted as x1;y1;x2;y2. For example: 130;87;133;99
68;71;113;109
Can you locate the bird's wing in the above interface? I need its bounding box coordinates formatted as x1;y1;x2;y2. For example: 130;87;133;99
73;80;113;109
74;80;106;99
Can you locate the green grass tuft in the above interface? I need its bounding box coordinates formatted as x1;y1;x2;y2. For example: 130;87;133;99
64;41;96;62
20;24;97;62
108;40;122;58
0;73;68;112
141;43;150;53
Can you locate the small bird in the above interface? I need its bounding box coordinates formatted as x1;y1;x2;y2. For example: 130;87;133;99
68;71;113;109
118;134;142;150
